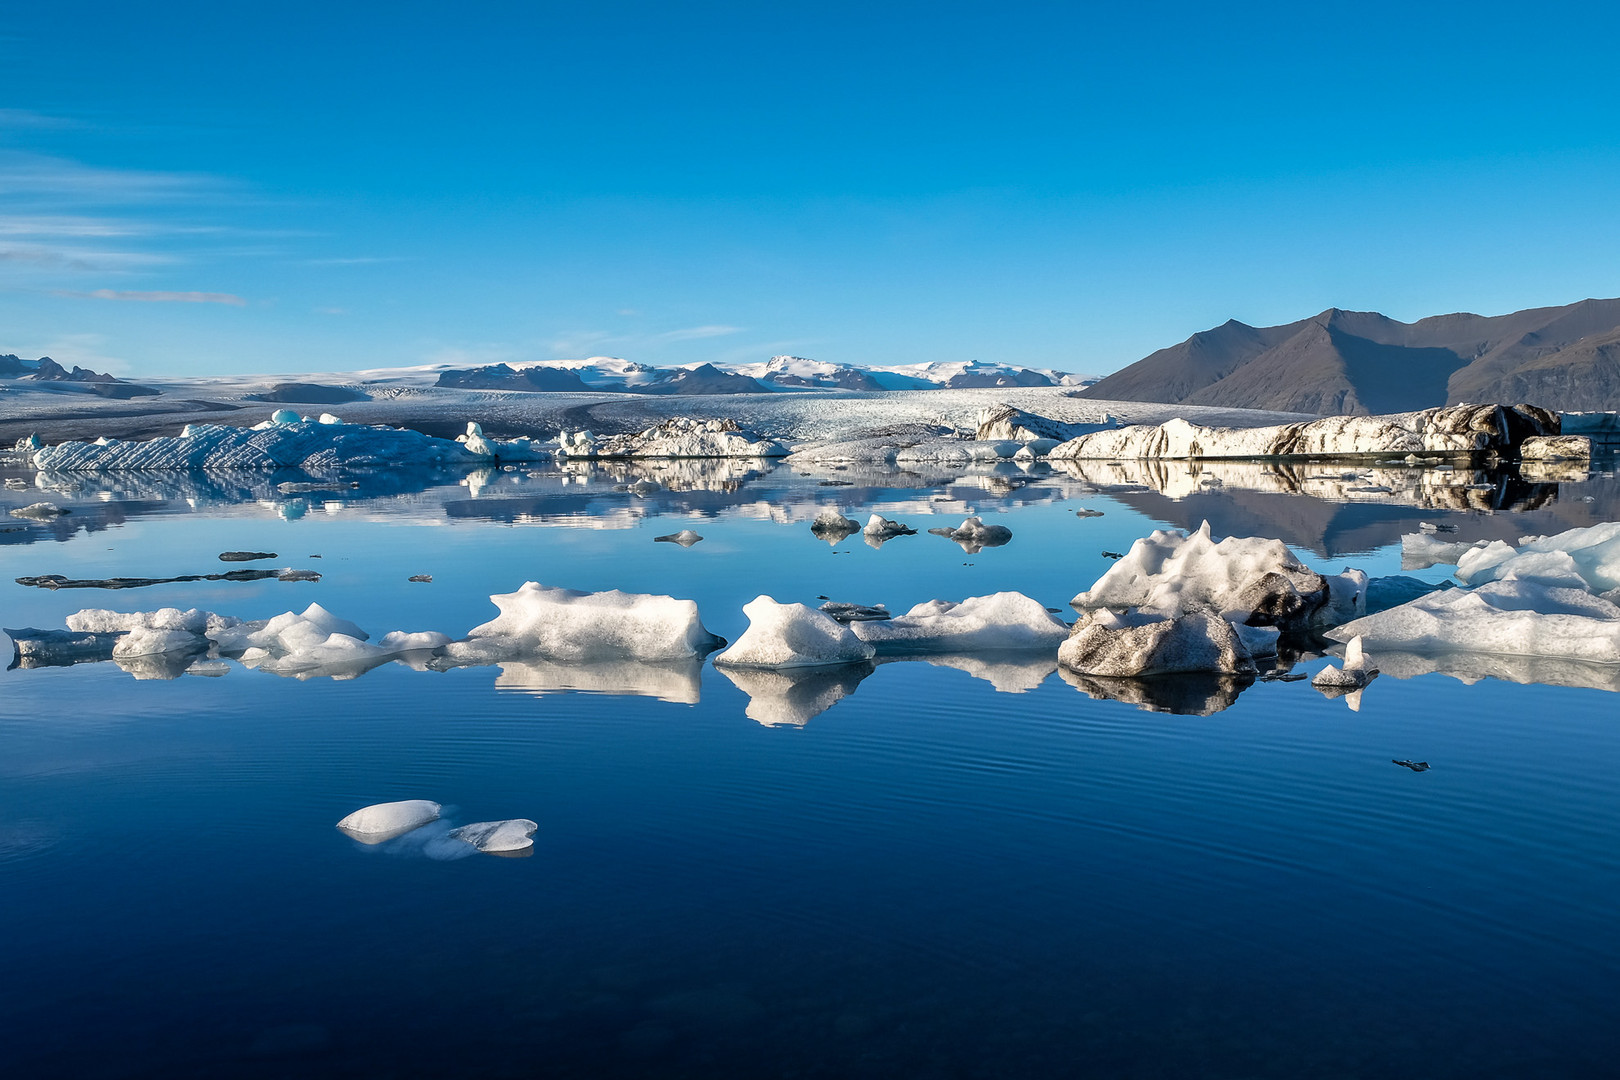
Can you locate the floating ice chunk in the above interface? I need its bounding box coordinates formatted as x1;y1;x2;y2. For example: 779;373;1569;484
9;502;68;520
5;627;124;664
460;421;497;457
67;606;226;635
1327;578;1620;665
863;514;915;539
337;800;443;843
271;409;301;426
714;596;876;669
561;417;786;458
449;818;538;854
850;592;1068;654
654;529;704;546
441;582;724;664
1072;521;1358;630
1520;435;1591;460
318;413;343;425
1312;635;1379;689
112;627;209;658
1454;521;1620;594
810;508;860;544
927;516;1012;553
1058;609;1257;677
819;601;891;622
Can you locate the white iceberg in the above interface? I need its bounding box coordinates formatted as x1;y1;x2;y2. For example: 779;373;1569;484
810;508;861;544
337;800;443;843
439;583;724;664
1326;578;1620;666
927;516;1013;553
654;529;704;546
863;513;915;539
560;417;785;459
448;818;538;854
849;592;1068;654
1312;635;1378;689
713;596;877;669
1453;521;1620;596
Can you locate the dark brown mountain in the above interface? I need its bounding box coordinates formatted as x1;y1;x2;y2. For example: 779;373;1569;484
1081;297;1620;413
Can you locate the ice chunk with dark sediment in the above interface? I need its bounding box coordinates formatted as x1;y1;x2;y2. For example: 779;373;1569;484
810;508;860;544
1058;609;1258;677
337;800;443;843
818;601;891;623
862;513;915;540
1071;521;1365;631
654;529;704;546
927;516;1012;553
713;596;877;669
449;818;538;854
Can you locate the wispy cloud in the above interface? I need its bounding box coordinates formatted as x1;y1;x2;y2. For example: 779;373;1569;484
55;288;248;306
305;255;410;266
654;324;744;343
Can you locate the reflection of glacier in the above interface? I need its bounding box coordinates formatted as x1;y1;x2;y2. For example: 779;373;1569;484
1052;457;1557;511
493;658;704;704
1367;650;1620;694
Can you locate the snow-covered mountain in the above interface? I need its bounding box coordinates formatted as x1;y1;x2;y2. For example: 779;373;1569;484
433;355;1094;394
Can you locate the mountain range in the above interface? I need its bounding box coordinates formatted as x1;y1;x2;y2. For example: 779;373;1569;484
1080;297;1620;414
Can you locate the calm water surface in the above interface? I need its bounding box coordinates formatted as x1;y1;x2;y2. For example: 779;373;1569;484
3;459;1619;1078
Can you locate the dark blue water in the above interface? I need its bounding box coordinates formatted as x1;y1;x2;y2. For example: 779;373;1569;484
3;461;1619;1078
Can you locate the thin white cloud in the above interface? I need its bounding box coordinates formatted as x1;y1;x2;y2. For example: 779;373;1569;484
305;255;410;266
654;324;744;343
58;288;248;306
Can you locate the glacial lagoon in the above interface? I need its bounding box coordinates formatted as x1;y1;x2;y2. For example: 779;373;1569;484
4;456;1620;1078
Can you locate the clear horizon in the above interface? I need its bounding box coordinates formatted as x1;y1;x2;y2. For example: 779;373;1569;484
3;1;1619;379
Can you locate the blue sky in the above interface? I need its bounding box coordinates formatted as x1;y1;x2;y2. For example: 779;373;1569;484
3;1;1619;378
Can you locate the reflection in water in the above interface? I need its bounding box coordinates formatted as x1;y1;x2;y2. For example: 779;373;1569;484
493;658;705;704
717;662;874;727
1059;667;1256;715
880;651;1057;693
1371;649;1620;695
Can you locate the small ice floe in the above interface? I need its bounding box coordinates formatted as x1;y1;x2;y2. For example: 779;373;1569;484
9;502;67;520
810;508;860;544
1101;550;1124;559
448;818;538;855
336;799;443;843
713;597;876;668
219;550;277;562
862;514;916;547
1453;521;1620;594
5;627;125;666
1311;635;1379;709
1393;759;1430;772
849;593;1068;654
1074;508;1105;518
927;516;1012;553
5;477;30;490
437;582;724;664
818;601;891;623
409;574;432;582
654;529;704;547
1418;521;1457;534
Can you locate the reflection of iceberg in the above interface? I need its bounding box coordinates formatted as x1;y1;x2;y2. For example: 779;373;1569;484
717;662;874;726
1365;650;1620;694
493;658;704;704
1059;668;1254;715
878;651;1056;693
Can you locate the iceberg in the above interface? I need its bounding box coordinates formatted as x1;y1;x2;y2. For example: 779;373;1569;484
713;596;877;668
448;818;538;854
863;513;916;539
337;800;443;843
1048;404;1557;461
810;508;861;544
1312;636;1378;690
438;583;724;664
9;502;67;520
849;592;1069;654
1326;578;1620;666
1059;610;1258;677
1072;521;1364;631
559;417;786;459
927;516;1013;553
1452;521;1620;596
653;529;704;546
32;416;543;471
